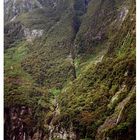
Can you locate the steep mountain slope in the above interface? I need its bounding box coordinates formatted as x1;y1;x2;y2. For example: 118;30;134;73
4;0;136;140
59;2;136;139
4;0;58;22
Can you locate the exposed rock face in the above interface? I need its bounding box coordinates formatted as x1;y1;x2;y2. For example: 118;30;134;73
47;98;77;140
48;124;77;140
4;106;33;140
4;0;58;22
4;105;77;140
4;0;42;21
24;28;44;42
4;21;44;48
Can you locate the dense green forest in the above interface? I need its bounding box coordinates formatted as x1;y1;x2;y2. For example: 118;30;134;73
4;0;136;140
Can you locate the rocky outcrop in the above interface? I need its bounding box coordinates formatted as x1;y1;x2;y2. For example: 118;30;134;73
4;0;43;22
4;102;77;140
4;0;59;22
48;124;77;140
4;106;33;140
4;21;44;48
47;98;77;140
24;28;44;42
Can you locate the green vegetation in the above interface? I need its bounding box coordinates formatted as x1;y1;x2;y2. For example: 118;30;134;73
4;0;136;139
4;41;32;106
4;41;53;134
58;1;136;139
49;88;61;96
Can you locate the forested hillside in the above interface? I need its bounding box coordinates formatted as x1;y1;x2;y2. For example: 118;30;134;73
4;0;136;140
